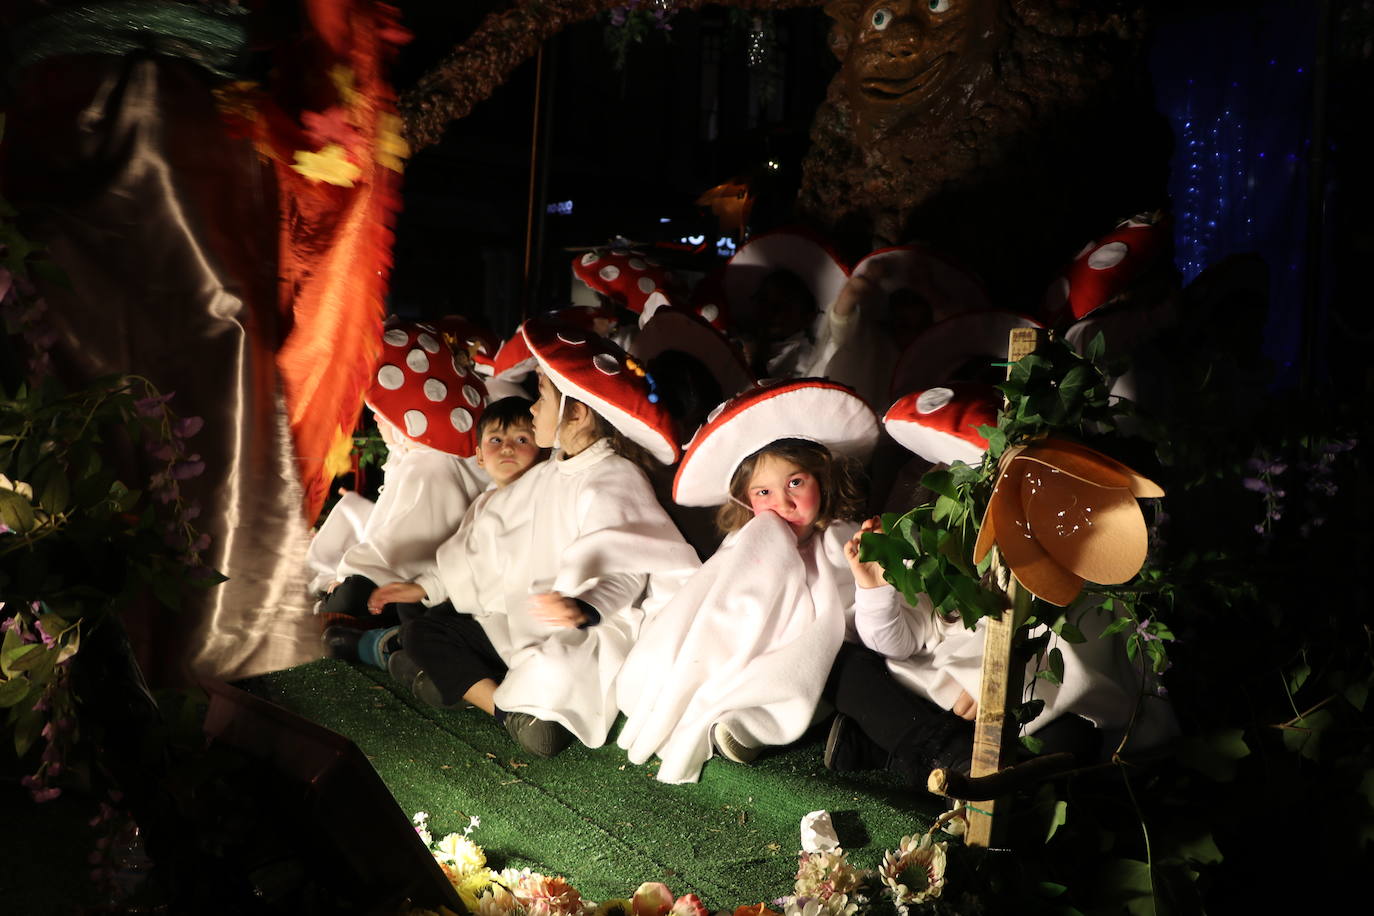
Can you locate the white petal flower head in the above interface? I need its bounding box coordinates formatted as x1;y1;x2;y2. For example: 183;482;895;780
879;835;947;906
782;897;823;916
476;883;520;916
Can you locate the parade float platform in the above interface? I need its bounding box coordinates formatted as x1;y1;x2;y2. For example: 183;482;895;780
232;658;941;910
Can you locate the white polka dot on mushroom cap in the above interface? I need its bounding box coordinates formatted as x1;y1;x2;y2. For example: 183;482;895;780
377;365;405;389
463;384;481;407
705;402;726;424
1087;242;1129;270
417;332;441;354
599;265;621;282
698;303;720;323
406;349;430;372
450;407;473;432
917;387;955;414
593;353;622;375
637;276;657;294
629;258;647;270
581;252;600;266
383;328;409;347
423;378;448;402
404;409;428;437
557;330;587;345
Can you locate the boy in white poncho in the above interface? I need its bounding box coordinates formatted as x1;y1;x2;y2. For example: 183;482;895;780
317;323;490;639
372;318;700;758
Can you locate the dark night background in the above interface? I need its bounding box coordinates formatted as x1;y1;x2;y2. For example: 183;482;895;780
383;0;1373;401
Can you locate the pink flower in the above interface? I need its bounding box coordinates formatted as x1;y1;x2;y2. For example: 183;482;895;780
32;786;61;803
632;883;674;916
173;416;204;438
670;894;708;916
505;871;584;916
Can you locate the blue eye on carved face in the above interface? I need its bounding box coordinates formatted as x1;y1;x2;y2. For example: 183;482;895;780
929;0;951;12
871;7;892;30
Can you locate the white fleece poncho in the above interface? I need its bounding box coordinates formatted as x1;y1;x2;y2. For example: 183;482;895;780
415;438;700;747
617;513;856;783
336;447;489;587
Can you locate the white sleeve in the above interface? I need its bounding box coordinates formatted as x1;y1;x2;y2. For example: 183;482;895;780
852;583;924;659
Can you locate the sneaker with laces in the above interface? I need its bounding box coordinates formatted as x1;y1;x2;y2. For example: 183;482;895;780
823;713;886;772
503;712;573;757
710;722;761;764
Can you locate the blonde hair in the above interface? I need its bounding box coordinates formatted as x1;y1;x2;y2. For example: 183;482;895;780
714;438;866;535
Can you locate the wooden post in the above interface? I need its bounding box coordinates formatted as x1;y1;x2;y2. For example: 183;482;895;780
964;326;1042;848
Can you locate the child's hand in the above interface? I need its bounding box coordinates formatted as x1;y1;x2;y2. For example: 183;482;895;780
528;591;588;628
367;582;426;614
952;689;978;721
844;516;888;590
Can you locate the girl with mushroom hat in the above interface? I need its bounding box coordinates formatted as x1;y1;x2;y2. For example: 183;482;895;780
384;317;701;758
317;322;491;644
615;378;881;783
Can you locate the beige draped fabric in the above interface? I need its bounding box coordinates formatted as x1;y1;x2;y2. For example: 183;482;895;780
3;55;319;684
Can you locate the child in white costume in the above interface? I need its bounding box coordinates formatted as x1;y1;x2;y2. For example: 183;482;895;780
616;379;880;783
380;318;701;757
318;323;491;626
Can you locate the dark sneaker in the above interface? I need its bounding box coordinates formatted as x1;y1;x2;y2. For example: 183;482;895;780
322;625;365;661
823;713;887;772
410;670;467;710
504;712;573;757
386;649;422;691
710;722;760;764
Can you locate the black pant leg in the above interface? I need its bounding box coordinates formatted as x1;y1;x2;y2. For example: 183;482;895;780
402;606;507;705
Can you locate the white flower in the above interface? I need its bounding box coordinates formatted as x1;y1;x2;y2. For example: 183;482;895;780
0;474;33;500
476;883;521;916
878;834;947;906
466;814;482;835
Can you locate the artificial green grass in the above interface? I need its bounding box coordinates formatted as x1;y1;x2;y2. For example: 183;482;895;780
236;659;942;909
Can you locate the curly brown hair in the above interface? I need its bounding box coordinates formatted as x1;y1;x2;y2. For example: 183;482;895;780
715;438;867;535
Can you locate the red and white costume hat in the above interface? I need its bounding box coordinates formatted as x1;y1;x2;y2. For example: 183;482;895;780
1043;212;1173;324
366;322;487;457
686;265;733;332
719;226;850;327
521;317;681;465
630;306;755;401
673;379;879;507
889;309;1043;400
573;247;679;322
883;383;1001;467
850;244;990;322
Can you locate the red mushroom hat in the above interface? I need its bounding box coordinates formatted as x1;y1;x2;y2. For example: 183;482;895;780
630;306;755;401
889;309;1044;400
686;265;734;332
850;244;991;322
365;322;488;457
720;226;850;327
520;317;681;465
1043;212;1173;324
673;379;879;507
573;246;679;318
884;383;1001;467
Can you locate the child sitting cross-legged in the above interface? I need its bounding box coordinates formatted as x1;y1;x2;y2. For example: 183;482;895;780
371;319;701;757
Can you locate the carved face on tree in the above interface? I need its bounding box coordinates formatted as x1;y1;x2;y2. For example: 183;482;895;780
829;0;1005;143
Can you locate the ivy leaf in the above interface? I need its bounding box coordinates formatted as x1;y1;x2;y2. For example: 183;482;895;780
1176;728;1250;782
1344;678;1369;712
0;676;31;708
1102;616;1134;637
1085;331;1106;364
1055;620;1087;644
1281;708;1335;762
1046;799;1069;843
1037;647;1065;685
1286;663;1311;696
1021;734;1045;755
12;704;42;758
1096;858;1156;916
921;468;957;499
0;488;37;533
